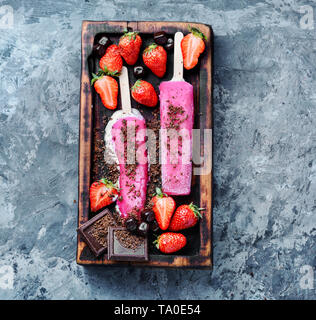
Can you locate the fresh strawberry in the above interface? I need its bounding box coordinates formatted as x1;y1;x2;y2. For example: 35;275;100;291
142;44;167;78
99;44;123;73
91;73;119;110
181;27;206;70
152;188;175;230
154;232;187;254
169;203;203;231
89;178;119;212
119;31;142;65
131;79;158;107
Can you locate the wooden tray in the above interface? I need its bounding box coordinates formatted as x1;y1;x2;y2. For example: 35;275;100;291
77;21;213;268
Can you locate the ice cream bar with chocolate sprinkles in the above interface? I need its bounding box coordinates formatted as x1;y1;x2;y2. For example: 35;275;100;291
159;32;194;195
107;67;148;218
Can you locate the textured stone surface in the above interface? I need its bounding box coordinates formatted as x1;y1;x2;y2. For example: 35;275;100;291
0;0;315;300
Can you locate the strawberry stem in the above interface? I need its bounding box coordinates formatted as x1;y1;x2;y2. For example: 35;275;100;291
131;79;142;92
143;43;157;55
188;26;207;40
100;67;121;77
91;67;120;85
91;73;103;85
153;237;160;250
154;187;167;198
100;178;117;190
121;31;139;41
189;202;204;219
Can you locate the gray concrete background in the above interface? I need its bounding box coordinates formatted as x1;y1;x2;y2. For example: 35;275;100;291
0;0;315;300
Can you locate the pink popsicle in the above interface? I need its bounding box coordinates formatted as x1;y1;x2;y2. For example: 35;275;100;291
159;32;194;195
112;116;148;218
159;81;194;195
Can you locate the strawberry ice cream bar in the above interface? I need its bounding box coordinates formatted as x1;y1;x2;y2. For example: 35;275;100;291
159;81;194;195
110;112;148;219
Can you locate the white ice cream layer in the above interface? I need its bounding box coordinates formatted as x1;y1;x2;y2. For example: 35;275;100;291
104;108;144;166
104;108;150;218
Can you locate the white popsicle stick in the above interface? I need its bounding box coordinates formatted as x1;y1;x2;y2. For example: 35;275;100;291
119;66;132;114
171;32;184;81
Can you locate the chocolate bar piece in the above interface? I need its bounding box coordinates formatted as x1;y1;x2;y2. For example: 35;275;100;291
107;227;148;261
77;209;119;257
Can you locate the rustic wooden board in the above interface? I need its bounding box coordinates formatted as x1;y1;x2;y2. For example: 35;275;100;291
77;21;213;268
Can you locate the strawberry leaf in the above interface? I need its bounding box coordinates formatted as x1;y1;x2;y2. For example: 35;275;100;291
143;43;157;55
154;187;167;198
121;31;139;41
189;202;204;219
91;73;102;86
131;79;143;92
96;67;121;78
153;237;160;249
110;70;121;77
188;26;207;40
100;178;118;190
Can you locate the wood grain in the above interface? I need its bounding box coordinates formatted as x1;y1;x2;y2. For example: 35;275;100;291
77;21;213;268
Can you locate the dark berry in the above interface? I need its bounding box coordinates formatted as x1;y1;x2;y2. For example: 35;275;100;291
94;33;104;44
133;66;146;78
93;35;112;58
142;211;155;223
93;44;107;58
137;222;149;237
125;217;138;233
94;34;111;45
154;31;167;45
98;36;112;47
149;220;160;232
165;38;174;51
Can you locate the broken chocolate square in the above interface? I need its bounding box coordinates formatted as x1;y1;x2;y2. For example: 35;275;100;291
77;209;121;257
107;227;148;261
